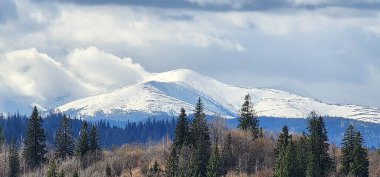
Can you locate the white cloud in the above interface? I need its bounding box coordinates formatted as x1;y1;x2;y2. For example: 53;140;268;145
66;47;148;89
186;0;250;8
33;6;243;52
288;0;333;6
288;0;380;6
0;48;100;111
0;0;380;112
0;47;149;112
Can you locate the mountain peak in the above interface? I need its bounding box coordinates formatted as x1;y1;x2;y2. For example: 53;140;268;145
55;69;380;123
145;69;211;83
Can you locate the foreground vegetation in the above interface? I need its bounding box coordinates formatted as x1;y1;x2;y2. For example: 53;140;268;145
0;95;379;176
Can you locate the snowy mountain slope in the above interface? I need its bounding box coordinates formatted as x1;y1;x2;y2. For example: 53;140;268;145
55;69;380;123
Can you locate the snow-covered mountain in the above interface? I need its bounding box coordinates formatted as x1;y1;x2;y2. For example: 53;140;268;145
55;69;380;123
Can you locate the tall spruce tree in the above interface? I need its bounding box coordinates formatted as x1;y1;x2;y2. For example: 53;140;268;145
166;108;190;177
305;111;333;177
206;144;221;177
189;98;211;177
295;133;309;176
22;106;47;169
165;147;179;177
275;125;291;157
8;139;19;177
55;115;75;160
274;135;302;177
89;124;101;162
173;108;189;149
341;125;369;177
89;125;100;153
0;126;4;151
221;132;234;175
75;122;89;157
351;132;369;177
237;94;259;138
288;140;302;177
341;124;356;175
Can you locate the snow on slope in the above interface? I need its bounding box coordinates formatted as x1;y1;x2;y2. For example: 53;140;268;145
55;69;380;123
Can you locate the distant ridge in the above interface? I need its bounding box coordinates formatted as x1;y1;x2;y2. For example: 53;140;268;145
55;69;380;123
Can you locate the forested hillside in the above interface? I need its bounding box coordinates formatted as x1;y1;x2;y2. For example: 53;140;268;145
0;113;176;148
0;96;379;177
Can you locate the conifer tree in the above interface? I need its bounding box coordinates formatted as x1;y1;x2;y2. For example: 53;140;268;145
305;111;333;177
0;126;4;151
89;124;102;164
341;124;356;175
89;125;100;154
173;108;189;149
189;98;211;177
350;132;369;177
274;136;302;177
165;147;179;177
8;139;19;177
237;94;259;138
221;132;234;175
295;133;309;176
306;153;320;177
341;125;369;177
166;108;189;177
75;122;89;157
206;144;221;177
274;142;290;177
275;125;291;157
288;140;302;177
22;106;47;169
55;115;75;160
46;160;58;177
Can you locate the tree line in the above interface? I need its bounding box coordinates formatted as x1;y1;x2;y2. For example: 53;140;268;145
7;106;103;177
0;113;176;147
0;94;373;176
165;95;370;177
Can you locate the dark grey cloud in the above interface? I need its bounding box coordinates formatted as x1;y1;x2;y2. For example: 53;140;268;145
32;0;380;10
1;0;380;112
32;0;281;10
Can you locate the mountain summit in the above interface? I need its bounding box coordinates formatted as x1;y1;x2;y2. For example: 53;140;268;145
55;69;380;123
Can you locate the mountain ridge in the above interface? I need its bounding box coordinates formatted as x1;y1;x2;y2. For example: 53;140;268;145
54;69;380;123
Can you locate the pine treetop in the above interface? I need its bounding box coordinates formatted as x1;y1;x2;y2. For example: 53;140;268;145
173;108;189;149
340;127;369;177
275;125;291;157
8;138;20;177
55;114;75;160
306;111;333;177
89;124;100;152
75;121;89;157
237;94;259;138
22;106;47;169
189;98;211;177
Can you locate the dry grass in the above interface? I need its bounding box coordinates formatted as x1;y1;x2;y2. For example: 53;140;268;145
1;130;380;177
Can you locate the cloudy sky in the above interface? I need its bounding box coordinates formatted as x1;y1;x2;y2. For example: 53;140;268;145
0;0;380;113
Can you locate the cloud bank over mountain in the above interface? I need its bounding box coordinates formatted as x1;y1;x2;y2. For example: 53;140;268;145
0;0;380;113
0;47;147;112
